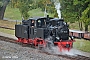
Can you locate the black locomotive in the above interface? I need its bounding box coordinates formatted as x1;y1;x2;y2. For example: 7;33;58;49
15;15;74;51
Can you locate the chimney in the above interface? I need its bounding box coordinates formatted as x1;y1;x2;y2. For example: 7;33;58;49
47;15;49;18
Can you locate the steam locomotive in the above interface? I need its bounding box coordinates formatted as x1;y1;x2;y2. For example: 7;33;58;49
15;15;75;51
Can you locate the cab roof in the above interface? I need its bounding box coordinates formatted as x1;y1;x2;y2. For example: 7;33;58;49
28;17;53;20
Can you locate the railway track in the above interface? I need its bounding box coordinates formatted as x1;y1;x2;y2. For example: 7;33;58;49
0;26;15;30
0;35;90;60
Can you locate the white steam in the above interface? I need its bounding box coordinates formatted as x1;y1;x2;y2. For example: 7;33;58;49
43;36;76;56
44;8;48;17
54;2;61;19
44;0;62;18
52;0;61;19
44;36;60;54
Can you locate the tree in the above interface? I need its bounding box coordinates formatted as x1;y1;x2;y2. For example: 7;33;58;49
37;0;52;11
73;0;85;30
61;0;78;22
18;2;29;20
80;0;90;31
60;0;90;31
11;0;31;20
0;0;10;20
74;0;90;31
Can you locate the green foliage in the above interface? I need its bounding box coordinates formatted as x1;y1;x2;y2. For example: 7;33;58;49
78;0;90;31
0;1;2;6
61;0;78;23
61;0;90;31
81;4;90;23
37;0;56;15
11;0;30;20
0;0;3;10
80;4;90;31
4;6;54;20
18;2;29;20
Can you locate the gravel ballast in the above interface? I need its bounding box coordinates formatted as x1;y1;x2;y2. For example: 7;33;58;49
0;41;71;60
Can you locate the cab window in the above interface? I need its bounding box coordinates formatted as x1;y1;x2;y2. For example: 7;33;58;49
37;20;41;27
31;20;35;27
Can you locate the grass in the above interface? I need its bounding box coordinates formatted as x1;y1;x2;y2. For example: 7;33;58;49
0;28;15;35
4;6;22;20
73;39;90;52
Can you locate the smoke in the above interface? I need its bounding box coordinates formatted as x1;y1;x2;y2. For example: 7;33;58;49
52;0;61;19
54;3;61;19
44;0;61;18
43;36;76;56
44;8;48;17
61;49;76;56
44;36;61;54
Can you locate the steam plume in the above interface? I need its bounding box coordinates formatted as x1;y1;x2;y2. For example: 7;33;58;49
52;0;61;19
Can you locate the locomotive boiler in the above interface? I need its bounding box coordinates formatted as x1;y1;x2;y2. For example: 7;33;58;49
15;15;75;51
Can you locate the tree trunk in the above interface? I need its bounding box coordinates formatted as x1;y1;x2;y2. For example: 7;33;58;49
80;22;83;31
85;24;88;32
79;21;80;30
0;0;9;20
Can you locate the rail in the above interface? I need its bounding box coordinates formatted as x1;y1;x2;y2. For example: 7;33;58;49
0;26;15;30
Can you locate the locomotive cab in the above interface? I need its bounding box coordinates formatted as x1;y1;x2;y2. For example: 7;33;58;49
29;18;47;28
28;17;53;39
